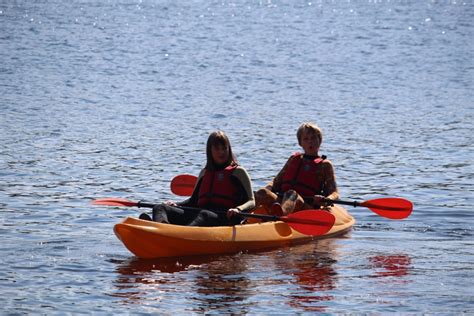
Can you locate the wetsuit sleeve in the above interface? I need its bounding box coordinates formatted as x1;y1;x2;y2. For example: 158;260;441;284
321;160;339;200
232;166;255;213
177;169;205;207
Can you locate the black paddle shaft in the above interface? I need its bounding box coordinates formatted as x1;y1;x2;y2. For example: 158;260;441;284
135;201;281;221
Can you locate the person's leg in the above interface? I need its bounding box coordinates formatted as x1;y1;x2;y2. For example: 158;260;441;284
139;212;152;221
187;209;222;227
152;204;193;225
255;188;279;209
281;189;305;214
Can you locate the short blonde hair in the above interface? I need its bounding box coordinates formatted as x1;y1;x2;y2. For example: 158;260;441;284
296;122;323;145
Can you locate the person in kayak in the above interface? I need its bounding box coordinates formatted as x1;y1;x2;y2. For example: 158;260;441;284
139;131;255;226
255;122;339;216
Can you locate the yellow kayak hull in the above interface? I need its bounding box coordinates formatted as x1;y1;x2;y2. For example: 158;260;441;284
114;205;355;259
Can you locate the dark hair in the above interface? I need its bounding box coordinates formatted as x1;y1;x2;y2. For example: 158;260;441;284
205;131;238;171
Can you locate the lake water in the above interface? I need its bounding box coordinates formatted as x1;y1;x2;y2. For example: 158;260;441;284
1;0;473;314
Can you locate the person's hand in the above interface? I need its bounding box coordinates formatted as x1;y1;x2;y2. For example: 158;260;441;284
165;200;177;206
227;208;241;219
313;195;332;207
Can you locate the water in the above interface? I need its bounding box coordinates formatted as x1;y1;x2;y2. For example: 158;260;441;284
1;0;473;313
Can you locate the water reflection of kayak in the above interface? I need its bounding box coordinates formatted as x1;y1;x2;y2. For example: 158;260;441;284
114;205;355;259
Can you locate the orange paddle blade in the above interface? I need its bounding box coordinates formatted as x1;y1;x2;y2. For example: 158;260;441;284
170;174;197;196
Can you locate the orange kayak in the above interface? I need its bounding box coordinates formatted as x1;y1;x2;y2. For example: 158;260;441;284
114;205;355;259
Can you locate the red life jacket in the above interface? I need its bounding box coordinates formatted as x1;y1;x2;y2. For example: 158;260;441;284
197;165;239;209
280;152;326;197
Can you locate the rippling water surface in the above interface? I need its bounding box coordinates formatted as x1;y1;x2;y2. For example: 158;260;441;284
1;0;473;314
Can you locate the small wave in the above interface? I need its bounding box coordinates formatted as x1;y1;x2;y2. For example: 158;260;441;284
211;114;226;119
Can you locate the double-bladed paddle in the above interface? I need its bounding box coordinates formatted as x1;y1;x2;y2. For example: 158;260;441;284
322;197;412;220
92;198;335;236
169;174;413;220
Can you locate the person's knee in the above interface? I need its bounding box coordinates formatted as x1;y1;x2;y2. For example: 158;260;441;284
152;204;166;212
283;189;298;201
188;210;213;226
255;188;269;195
255;188;277;206
152;204;168;222
196;211;209;221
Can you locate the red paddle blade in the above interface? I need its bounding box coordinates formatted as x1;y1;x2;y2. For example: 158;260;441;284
270;203;284;216
92;198;138;207
170;174;197;196
283;210;336;236
361;198;413;219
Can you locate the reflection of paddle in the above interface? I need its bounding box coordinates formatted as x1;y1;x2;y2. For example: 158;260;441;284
170;174;413;219
369;255;411;277
92;198;336;236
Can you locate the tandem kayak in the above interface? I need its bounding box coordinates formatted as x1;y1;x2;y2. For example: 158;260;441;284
114;205;355;259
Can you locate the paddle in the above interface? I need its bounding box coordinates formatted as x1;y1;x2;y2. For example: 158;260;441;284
323;197;412;220
92;198;336;236
170;174;196;196
170;174;413;219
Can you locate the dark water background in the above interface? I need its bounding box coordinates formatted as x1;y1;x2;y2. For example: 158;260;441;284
1;0;473;314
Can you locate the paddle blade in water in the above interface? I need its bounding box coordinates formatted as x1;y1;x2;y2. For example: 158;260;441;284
92;198;138;207
361;198;413;219
170;174;197;196
284;210;336;236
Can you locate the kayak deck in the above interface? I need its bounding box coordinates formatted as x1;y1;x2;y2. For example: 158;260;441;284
114;205;355;259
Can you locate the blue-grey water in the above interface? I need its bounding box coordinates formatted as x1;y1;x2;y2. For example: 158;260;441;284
1;0;473;314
